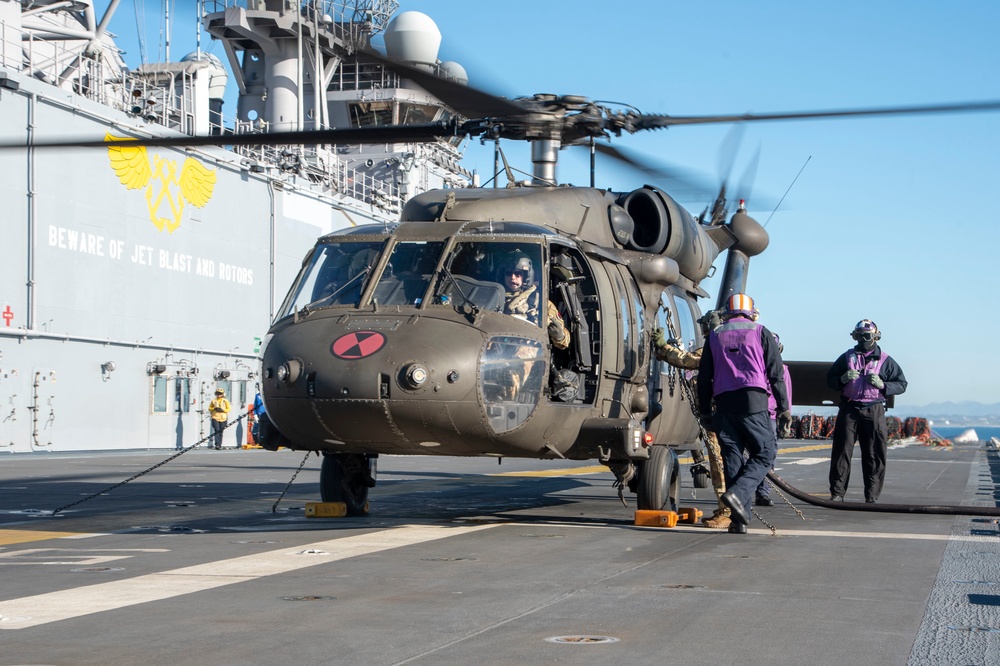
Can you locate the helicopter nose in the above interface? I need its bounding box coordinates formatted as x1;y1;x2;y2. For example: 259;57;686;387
261;315;503;452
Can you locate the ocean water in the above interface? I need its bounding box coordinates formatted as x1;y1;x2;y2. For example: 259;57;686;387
931;425;1000;441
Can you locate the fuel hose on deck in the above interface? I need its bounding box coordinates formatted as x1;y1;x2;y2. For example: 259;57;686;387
766;470;1000;517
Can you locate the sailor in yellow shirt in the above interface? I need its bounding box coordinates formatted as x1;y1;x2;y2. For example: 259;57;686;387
209;388;231;450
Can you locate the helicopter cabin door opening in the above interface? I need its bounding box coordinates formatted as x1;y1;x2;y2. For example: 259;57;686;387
646;288;702;446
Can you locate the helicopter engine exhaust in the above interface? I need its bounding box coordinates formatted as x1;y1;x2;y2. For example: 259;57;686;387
617;186;723;283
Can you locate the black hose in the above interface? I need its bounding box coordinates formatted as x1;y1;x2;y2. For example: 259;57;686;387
766;470;1000;517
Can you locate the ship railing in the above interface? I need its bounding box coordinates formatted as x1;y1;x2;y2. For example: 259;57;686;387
1;18;242;136
331;59;401;92
202;1;398;35
122;69;195;134
0;23;125;100
227;124;402;210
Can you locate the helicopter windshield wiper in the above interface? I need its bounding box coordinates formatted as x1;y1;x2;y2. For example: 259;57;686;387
438;266;481;314
300;268;370;314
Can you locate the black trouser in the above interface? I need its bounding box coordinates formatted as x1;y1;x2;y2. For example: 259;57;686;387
829;401;887;501
211;419;225;449
716;410;777;511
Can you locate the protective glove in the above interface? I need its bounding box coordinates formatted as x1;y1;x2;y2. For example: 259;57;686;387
699;413;714;431
841;369;860;384
652;326;668;349
777;410;793;439
548;319;568;345
867;373;884;389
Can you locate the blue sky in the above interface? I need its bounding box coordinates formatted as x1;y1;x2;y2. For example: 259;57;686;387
104;1;1000;408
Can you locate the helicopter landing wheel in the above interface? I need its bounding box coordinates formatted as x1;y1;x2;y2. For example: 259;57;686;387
636;445;679;512
320;453;373;516
690;463;710;489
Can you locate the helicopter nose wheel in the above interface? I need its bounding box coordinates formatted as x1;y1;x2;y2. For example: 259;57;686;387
636;445;679;512
320;453;374;516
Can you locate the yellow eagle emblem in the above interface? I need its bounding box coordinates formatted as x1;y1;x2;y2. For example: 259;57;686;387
106;133;217;233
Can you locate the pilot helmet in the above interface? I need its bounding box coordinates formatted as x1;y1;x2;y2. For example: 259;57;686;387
723;293;756;319
851;319;880;343
501;252;534;285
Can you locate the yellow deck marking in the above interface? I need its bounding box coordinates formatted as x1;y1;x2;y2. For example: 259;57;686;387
491;465;607;477
492;443;834;477
778;443;833;454
0;523;498;629
0;530;82;546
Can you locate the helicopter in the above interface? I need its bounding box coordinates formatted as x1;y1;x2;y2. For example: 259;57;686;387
7;41;1000;518
244;51;1000;516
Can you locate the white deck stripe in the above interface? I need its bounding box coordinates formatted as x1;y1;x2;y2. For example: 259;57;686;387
0;523;497;629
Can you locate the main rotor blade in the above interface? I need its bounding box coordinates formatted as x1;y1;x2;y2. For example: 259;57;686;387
591;142;716;201
0;121;459;151
361;49;526;119
633;99;1000;130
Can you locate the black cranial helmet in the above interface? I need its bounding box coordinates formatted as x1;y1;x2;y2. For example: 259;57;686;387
501;252;534;284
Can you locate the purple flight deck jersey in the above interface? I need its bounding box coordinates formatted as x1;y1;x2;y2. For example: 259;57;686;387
842;350;888;403
709;320;769;396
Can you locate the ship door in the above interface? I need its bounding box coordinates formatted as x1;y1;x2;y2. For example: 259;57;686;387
172;376;197;449
0;367;28;453
29;369;57;451
146;372;199;450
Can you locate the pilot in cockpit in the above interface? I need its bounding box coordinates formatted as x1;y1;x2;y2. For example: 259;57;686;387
495;252;570;402
501;252;568;349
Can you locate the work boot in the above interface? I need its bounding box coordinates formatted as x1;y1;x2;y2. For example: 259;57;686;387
703;514;731;529
721;491;750;525
755;496;774;507
727;522;747;534
830;494;844;501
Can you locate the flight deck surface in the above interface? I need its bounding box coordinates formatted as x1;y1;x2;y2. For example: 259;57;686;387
0;440;997;665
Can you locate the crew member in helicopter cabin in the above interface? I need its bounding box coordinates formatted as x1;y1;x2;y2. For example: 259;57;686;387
827;319;907;503
697;294;791;534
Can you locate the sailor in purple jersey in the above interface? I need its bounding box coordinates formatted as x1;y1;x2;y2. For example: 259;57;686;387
697;294;790;534
827;319;907;503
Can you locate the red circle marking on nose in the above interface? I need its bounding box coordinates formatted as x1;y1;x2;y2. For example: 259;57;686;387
331;331;386;359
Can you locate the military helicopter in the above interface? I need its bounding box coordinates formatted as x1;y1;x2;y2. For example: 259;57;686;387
9;45;1000;517
244;53;1000;516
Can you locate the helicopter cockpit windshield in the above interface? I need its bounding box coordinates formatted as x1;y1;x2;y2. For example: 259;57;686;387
279;239;387;317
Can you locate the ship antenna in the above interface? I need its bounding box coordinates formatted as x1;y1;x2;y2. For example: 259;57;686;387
165;0;171;62
196;0;202;59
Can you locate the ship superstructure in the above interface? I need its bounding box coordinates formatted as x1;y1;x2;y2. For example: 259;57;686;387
0;0;472;452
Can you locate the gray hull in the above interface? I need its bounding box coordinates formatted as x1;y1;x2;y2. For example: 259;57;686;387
0;2;469;453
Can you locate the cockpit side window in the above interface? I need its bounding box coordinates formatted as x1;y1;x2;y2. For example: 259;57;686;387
433;241;544;324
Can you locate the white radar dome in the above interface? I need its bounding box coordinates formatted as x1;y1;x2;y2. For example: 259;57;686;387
439;61;468;85
384;11;441;65
180;51;229;99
